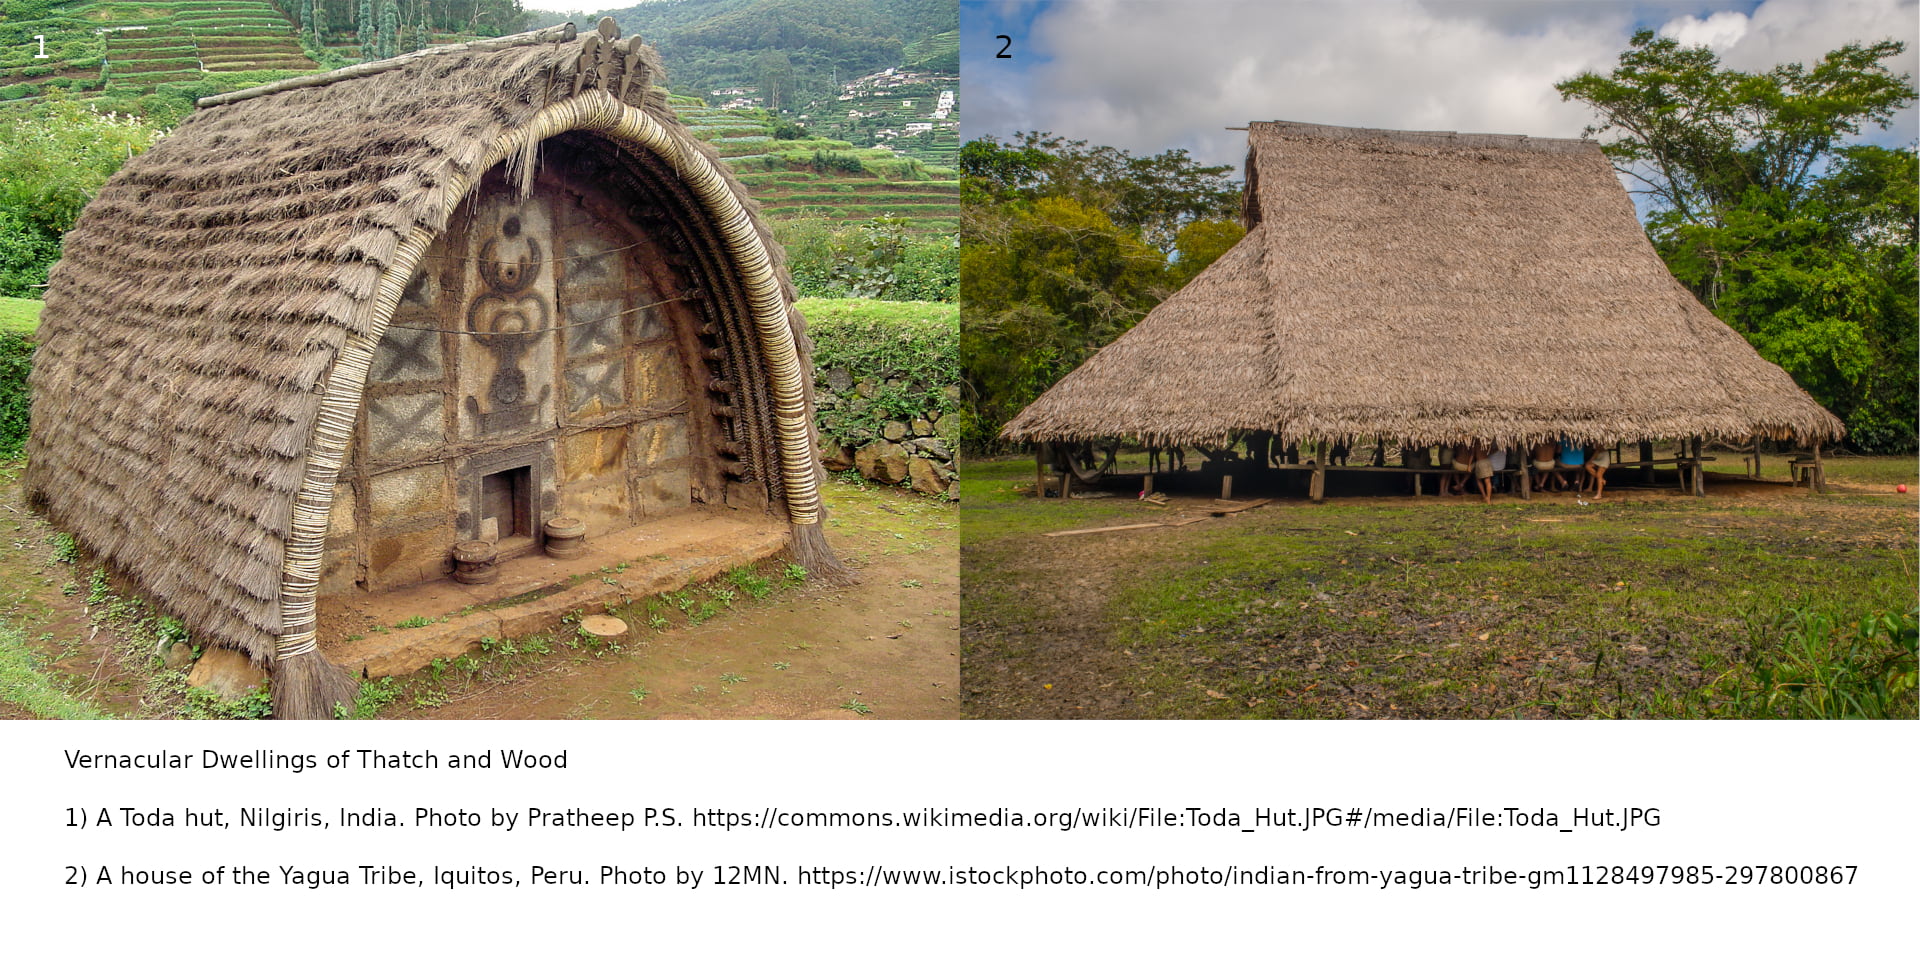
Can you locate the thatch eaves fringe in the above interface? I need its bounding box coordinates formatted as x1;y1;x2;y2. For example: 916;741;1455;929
1004;119;1844;451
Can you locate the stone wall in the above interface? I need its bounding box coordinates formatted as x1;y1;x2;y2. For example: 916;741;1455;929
815;372;959;498
802;298;959;499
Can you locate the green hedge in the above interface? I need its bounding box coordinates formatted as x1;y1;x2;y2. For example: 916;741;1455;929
800;298;956;447
0;331;32;459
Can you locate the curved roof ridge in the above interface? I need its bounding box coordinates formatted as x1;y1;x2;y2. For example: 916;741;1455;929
1249;119;1596;155
197;22;584;110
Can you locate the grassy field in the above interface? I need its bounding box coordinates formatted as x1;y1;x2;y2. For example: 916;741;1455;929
0;297;39;336
962;454;1918;720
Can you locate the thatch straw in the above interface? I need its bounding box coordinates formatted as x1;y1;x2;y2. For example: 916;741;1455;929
1002;120;1845;451
27;22;838;717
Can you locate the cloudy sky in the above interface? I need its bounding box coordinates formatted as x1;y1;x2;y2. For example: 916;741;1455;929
962;0;1919;168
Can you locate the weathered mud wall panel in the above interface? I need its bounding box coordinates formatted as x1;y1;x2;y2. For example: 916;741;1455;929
322;157;717;596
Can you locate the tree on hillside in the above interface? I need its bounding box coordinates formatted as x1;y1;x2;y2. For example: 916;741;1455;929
359;0;375;60
756;49;794;113
379;0;399;59
1559;32;1918;451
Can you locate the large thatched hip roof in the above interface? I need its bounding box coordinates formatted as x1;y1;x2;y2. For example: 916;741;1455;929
1001;120;1844;450
26;21;835;686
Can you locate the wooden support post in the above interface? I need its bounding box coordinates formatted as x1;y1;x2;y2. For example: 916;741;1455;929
1519;460;1531;501
1311;442;1327;502
1692;436;1705;497
1142;473;1154;496
1640;441;1654;486
1035;446;1046;499
1750;435;1761;478
1061;469;1073;502
1813;440;1826;493
1220;473;1233;501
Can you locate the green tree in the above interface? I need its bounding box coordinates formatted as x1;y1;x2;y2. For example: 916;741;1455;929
962;133;1239;252
0;99;166;297
961;196;1169;448
1557;30;1914;224
1170;219;1245;285
1559;32;1917;451
359;0;375;60
379;0;399;59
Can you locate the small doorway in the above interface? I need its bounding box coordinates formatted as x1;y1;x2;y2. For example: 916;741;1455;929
480;465;533;545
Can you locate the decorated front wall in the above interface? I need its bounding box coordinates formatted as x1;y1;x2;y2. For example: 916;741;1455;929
320;162;719;594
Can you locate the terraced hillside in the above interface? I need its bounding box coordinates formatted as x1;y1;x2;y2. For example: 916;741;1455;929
0;0;316;104
675;97;958;236
801;65;958;168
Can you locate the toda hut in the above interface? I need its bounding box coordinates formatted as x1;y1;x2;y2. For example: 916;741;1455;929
25;20;844;719
1002;120;1844;501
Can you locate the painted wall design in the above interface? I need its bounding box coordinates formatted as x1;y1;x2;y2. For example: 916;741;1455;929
320;158;728;595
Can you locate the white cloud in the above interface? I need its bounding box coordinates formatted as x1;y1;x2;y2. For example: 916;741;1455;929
967;0;1918;167
1659;10;1750;50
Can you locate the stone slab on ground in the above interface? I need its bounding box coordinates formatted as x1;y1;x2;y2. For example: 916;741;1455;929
321;510;788;678
186;647;266;700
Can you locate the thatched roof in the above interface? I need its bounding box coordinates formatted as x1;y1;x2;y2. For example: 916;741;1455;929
26;21;835;688
1002;120;1844;449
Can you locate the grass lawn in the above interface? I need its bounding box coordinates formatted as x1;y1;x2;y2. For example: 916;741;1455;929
0;296;40;336
962;453;1917;720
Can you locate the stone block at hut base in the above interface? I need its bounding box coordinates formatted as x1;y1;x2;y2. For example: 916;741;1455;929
160;641;196;672
909;457;950;496
186;647;267;701
856;441;912;485
820;444;855;472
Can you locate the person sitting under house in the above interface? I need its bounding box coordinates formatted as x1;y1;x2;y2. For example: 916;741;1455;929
1553;437;1585;492
1447;440;1484;496
1484;443;1507;500
1531;440;1561;492
1329;439;1350;466
1583;442;1611;500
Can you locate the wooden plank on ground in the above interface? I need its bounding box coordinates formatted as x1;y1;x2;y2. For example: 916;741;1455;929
1209;498;1273;516
1043;522;1167;538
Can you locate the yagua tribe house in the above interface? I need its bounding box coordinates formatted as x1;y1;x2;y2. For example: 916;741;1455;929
1002;120;1844;502
26;21;844;719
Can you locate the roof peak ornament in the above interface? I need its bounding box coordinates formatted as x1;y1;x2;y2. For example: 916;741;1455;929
573;16;651;102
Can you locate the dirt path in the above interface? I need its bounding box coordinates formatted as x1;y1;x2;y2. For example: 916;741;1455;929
392;481;959;720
